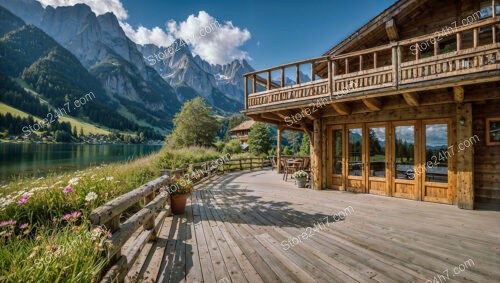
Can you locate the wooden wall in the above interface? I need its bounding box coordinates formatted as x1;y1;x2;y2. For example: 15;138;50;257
473;100;500;210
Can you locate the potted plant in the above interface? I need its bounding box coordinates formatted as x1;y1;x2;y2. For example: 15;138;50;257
169;177;194;215
292;170;308;188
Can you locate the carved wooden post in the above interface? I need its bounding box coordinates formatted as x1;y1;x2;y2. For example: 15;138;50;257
267;71;271;90
345;58;349;74
312;120;322;190
456;102;474;209
373;52;378;68
311;62;315;82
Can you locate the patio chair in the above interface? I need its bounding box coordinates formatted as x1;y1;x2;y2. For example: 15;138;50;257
283;159;300;182
270;156;277;171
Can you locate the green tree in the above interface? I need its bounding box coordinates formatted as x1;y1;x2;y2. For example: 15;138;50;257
79;127;84;137
284;132;301;153
168;98;219;148
248;123;272;156
282;146;294;156
298;134;310;156
223;139;242;154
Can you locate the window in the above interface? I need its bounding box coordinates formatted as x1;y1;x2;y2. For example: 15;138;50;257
486;118;500;145
480;1;500;19
332;129;343;175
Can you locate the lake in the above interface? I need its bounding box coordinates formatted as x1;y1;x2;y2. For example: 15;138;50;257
0;143;163;181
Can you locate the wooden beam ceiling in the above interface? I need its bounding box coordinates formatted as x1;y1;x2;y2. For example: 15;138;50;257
362;97;383;111
331;102;352;115
402;92;420;106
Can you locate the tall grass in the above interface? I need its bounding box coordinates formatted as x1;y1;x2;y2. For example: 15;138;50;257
0;146;221;281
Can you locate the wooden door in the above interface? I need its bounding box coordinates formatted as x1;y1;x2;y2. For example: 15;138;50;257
391;121;419;199
367;123;390;195
346;125;365;193
421;119;453;204
327;125;345;190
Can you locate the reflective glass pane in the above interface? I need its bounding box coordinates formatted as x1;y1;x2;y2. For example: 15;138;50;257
425;124;448;183
395;126;415;180
348;128;362;176
369;127;386;177
332;129;343;175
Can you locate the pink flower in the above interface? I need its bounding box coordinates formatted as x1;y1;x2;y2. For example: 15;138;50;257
62;212;81;221
19;223;29;230
0;220;16;228
63;186;74;194
17;194;30;205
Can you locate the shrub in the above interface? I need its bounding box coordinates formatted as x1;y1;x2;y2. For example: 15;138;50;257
223;139;242;154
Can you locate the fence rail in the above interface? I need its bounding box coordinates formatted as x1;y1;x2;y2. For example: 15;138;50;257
90;156;271;282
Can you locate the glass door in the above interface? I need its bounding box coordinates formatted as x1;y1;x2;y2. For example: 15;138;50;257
327;125;344;189
367;124;388;195
346;125;365;193
422;120;452;204
391;122;417;199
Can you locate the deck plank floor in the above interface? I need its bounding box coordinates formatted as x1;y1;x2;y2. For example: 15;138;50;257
126;169;500;283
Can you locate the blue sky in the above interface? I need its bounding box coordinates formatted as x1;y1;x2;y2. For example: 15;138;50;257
120;0;397;69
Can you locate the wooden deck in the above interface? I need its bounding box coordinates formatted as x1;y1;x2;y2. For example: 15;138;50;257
126;170;500;283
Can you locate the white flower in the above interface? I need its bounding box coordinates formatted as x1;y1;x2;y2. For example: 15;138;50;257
85;192;98;202
68;178;80;186
105;177;114;181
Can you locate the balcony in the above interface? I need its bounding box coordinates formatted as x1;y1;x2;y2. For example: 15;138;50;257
244;17;500;111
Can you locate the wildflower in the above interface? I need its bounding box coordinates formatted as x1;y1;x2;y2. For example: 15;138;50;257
2;231;12;238
0;220;16;228
68;177;80;186
19;223;29;230
63;186;74;194
46;245;59;253
85;192;98;202
62;212;81;221
17;194;30;205
106;176;114;181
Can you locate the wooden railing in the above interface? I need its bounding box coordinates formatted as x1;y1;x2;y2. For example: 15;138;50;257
244;16;500;109
90;157;271;282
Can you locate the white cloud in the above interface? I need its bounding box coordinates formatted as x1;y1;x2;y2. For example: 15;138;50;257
36;1;251;65
167;11;251;65
120;22;175;47
37;0;128;20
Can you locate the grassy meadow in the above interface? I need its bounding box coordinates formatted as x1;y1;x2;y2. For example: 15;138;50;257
0;146;222;282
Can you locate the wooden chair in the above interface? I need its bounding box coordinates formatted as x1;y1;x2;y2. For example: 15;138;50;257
283;159;300;182
270;156;277;171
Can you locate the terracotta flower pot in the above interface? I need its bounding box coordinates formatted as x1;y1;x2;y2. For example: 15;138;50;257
171;194;188;215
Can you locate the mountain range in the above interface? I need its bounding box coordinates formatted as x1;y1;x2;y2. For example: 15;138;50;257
0;0;255;136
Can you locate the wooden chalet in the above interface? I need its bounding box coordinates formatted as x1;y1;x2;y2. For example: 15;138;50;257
228;120;256;143
243;0;500;210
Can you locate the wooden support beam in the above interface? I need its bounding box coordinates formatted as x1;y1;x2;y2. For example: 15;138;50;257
345;58;349;74
331;102;352;115
456;33;462;51
385;18;400;41
362;97;382;111
328;60;333;94
301;107;322;120
453;86;465;103
281;68;285;87
299;120;313;140
373;52;378;68
311;63;315;81
267;71;271;90
296;64;300;84
402;92;420;106
415;43;421;60
359;55;363;71
277;127;282;173
252;74;257;94
244;77;248;108
456;103;474;209
311;119;322;190
473;28;479;48
434;37;439;56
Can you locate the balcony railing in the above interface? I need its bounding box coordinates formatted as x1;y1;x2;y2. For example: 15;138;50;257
244;17;500;110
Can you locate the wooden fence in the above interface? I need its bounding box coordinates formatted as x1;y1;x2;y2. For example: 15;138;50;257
90;157;271;282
